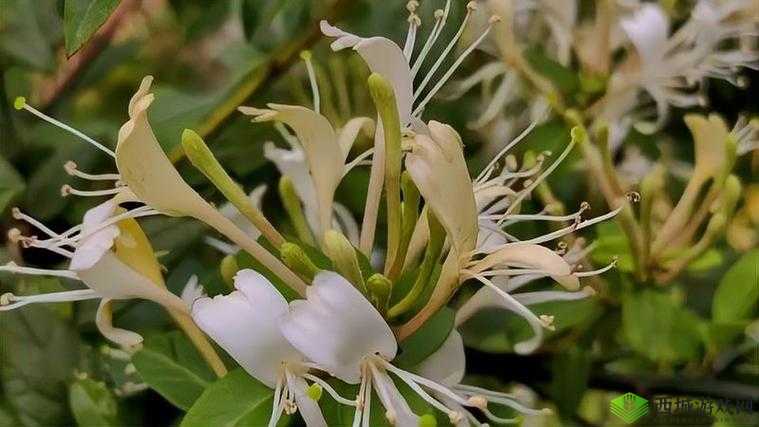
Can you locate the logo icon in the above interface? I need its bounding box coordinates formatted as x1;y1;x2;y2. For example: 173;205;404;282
610;392;649;424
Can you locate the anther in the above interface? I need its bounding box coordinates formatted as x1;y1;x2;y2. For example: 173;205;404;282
61;184;72;197
467;395;488;409
466;1;477;11
736;76;749;88
505;154;517;171
434;9;445;19
11;207;22;220
0;293;15;306
7;228;22;244
64;160;78;175
406;0;419;12
540;315;556;331
448;411;464;424
626;191;641;203
488;15;501;24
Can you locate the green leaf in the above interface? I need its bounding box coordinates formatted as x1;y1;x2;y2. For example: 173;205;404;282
550;348;591;418
622;290;704;364
394;307;454;368
591;222;635;272
712;250;759;323
63;0;121;56
68;377;119;427
181;369;283;427
131;331;216;410
0;154;24;213
0;305;79;426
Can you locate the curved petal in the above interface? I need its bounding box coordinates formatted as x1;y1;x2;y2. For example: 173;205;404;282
406;121;478;257
263;143;319;231
414;330;465;386
69;200;120;271
279;271;396;383
470;243;579;290
115;76;211;217
337;117;374;158
192;270;301;387
320;21;414;126
96;299;143;349
241;105;342;236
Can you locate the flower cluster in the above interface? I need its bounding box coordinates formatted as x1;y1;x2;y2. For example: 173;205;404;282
2;2;625;425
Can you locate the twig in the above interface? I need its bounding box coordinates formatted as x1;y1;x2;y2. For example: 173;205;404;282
167;0;354;163
39;0;139;110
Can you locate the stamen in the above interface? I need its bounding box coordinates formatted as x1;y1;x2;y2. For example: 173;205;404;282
268;374;285;427
14;97;116;158
574;258;617;277
413;1;477;102
513;287;596;306
410;0;452;77
61;185;122;198
476;121;538;183
455;385;552;416
412;14;499;118
274;122;301;149
514;206;623;247
403;1;421;60
498;136;578;224
0;261;79;280
300;51;321;114
0;289;98;311
64;161;120;181
12;207;61;238
343;148;375;177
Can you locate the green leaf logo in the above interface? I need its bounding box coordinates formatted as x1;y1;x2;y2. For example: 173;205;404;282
610;392;649;424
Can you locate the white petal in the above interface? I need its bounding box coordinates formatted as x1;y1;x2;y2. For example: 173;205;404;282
337;117;374;158
69;200;120;271
320;21;414;125
219;185;267;240
246;105;343;235
180;275;205;308
279;271;396;383
192;270;301;387
414;330;465;386
96;299;143;349
77;252;188;312
406;121;478;256
264;143;320;232
115;76;212;217
621;3;670;66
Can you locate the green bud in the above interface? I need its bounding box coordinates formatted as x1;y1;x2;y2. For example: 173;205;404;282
278;176;316;246
280;242;320;282
718;175;742;216
323;230;366;293
368;73;404;281
306;383;323;401
13;96;26;110
220;255;239;290
367;273;392;312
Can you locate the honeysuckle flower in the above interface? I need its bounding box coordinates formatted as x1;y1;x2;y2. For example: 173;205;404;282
192;269;352;427
400;122;618;348
1;200;187;348
597;1;758;133
13;76;307;295
280;271;523;426
238;105;372;243
321;0;498;131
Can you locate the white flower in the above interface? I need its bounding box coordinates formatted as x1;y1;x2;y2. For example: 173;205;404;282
321;1;498;131
1;200;187;348
600;1;757;133
192;269;338;427
239;106;371;243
